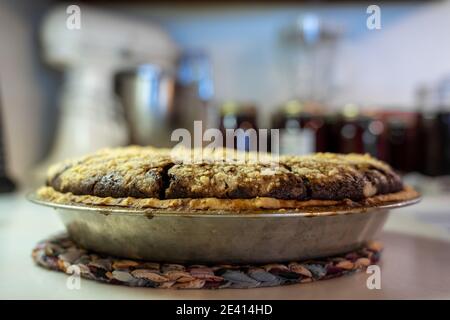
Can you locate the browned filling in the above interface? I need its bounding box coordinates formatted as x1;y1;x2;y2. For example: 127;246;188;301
37;185;419;212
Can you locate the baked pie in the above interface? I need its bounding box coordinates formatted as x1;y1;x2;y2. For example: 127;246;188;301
37;146;419;212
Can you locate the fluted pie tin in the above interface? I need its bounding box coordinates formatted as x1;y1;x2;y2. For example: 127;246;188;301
28;194;419;264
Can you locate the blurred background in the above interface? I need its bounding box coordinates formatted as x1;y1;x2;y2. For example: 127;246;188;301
0;0;449;196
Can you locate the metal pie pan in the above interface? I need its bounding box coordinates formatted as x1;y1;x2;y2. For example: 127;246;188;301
28;193;420;264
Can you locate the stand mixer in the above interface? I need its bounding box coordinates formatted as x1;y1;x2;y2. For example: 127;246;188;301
36;6;178;181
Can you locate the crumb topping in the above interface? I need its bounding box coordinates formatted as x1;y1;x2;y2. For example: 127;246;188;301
45;146;404;202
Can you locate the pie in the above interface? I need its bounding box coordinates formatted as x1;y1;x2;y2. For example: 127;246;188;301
37;146;419;212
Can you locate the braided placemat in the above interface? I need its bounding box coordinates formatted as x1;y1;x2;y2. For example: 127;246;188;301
32;234;382;289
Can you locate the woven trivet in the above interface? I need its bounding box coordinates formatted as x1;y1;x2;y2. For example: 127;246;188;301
32;234;382;289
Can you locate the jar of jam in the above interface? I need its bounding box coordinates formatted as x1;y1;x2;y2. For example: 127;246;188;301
438;111;450;175
219;101;259;152
329;105;387;159
372;111;418;173
271;100;327;155
332;104;366;154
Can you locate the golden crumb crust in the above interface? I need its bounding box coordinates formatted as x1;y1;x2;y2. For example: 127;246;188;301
45;146;405;203
36;185;419;213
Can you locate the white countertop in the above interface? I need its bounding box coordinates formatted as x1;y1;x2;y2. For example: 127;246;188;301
1;192;449;300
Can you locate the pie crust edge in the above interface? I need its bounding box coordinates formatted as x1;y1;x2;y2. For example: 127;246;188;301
36;185;420;213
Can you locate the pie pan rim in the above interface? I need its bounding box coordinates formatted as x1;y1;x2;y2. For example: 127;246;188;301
28;188;421;218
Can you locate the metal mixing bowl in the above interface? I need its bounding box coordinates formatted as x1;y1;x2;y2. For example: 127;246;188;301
28;194;419;264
